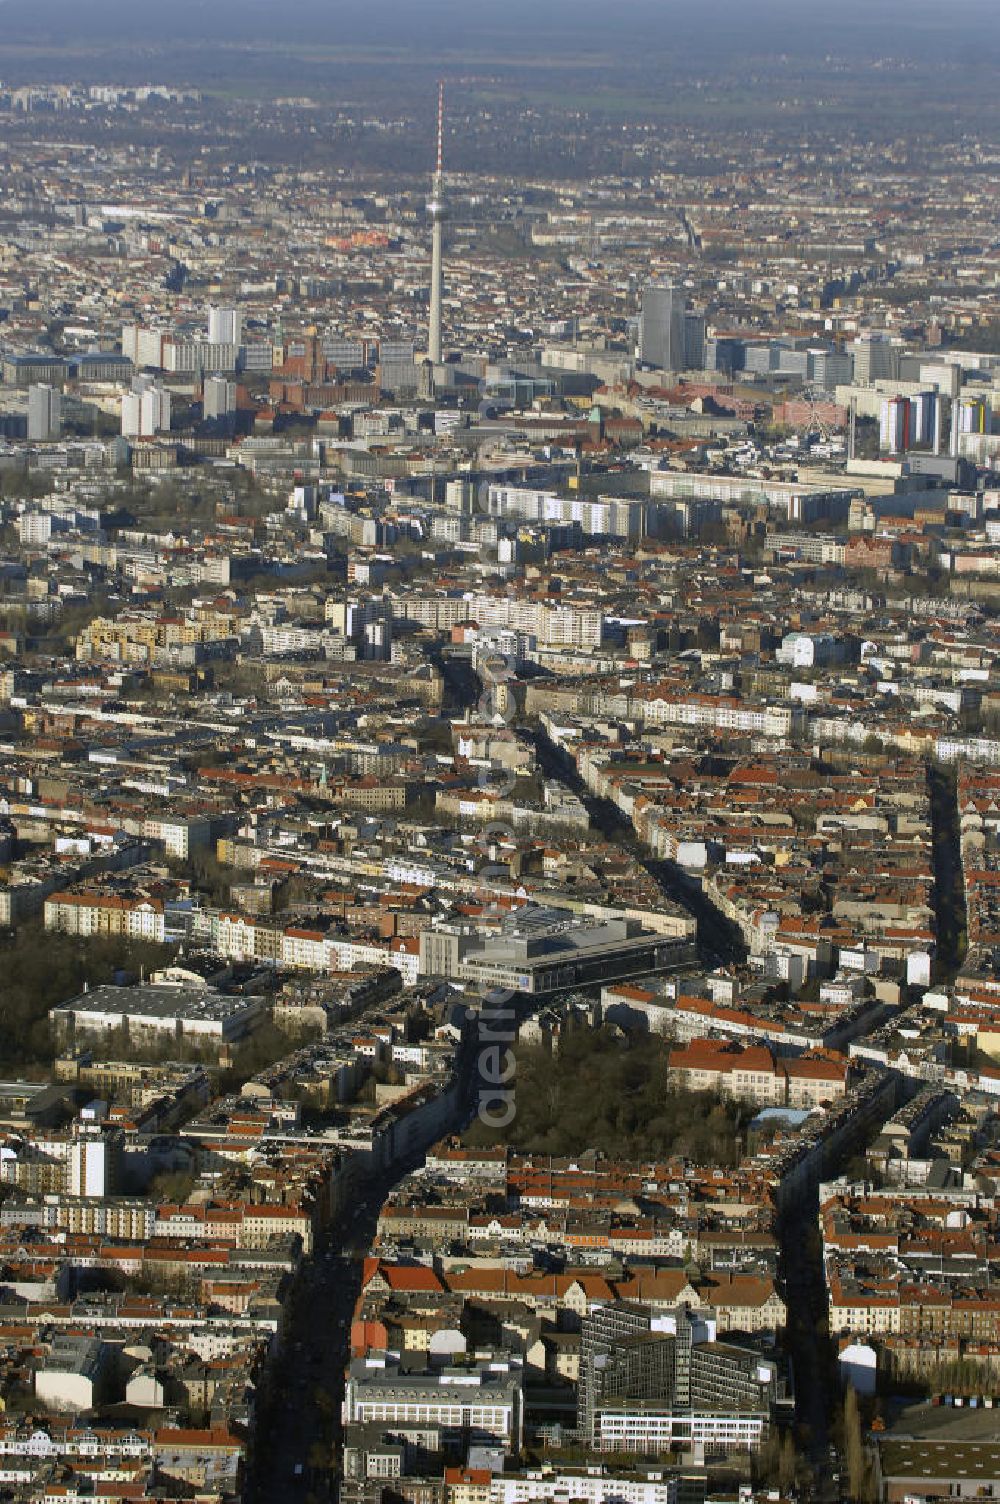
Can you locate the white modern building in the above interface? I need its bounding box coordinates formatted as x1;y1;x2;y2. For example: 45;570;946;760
593;1402;768;1453
204;374;237;419
121;380;171;438
208;305;242;346
490;1469;679;1504
27;383;61;442
343;1356;523;1451
35;1337;106;1412
66;1130;116;1198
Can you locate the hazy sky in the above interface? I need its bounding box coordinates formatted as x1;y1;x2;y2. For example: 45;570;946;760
4;0;998;57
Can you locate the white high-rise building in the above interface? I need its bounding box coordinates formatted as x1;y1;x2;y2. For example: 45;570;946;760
919;361;961;398
27;383;61;441
120;391;142;438
140;385;171;436
204;374;237;419
362;616;392;662
121;324;168;369
164;340;239;375
445;478;476;513
879;396;910;454
66;1130;116;1198
951;396;992;457
208;305;242;346
122;380;171;438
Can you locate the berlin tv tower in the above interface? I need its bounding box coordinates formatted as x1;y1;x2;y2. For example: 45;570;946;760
427;82;446;365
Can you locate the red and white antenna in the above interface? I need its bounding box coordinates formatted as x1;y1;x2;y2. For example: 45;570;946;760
435;80;445;179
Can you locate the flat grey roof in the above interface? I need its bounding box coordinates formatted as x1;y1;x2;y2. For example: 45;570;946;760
879;1440;1000;1482
52;984;257;1022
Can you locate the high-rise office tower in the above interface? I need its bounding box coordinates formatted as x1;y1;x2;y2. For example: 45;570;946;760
362;615;392;662
683;310;706;371
208;305;242;346
427;83;447;365
808;349;853;389
578;1302;666;1441
27;383;61;442
639;281;687;371
851;333;899;384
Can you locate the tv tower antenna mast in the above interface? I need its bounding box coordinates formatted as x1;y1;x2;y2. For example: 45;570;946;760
427;81;447;365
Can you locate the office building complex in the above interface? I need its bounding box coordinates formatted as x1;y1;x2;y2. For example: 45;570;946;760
578;1303;781;1455
420;912;693;995
343;1356;523;1451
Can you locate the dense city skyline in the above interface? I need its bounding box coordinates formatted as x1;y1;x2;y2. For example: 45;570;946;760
0;6;998;1504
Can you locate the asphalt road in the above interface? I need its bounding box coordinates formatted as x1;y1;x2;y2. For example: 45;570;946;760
927;763;968;983
245;1170;420;1504
524;724;746;967
778;1203;846;1503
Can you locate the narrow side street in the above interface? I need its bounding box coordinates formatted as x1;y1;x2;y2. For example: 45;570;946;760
928;762;968;984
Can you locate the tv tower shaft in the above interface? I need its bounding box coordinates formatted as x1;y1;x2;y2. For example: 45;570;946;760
428;82;446;365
